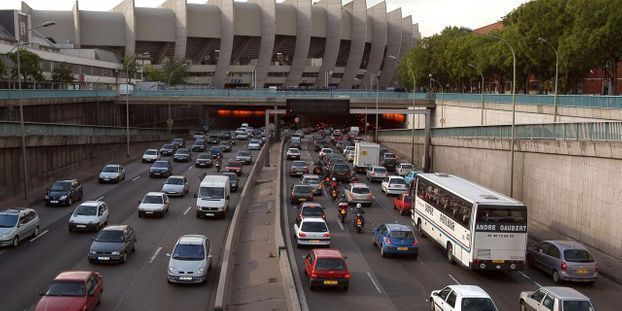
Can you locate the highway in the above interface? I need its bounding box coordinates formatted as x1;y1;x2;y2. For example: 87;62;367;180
0;136;260;311
282;134;622;311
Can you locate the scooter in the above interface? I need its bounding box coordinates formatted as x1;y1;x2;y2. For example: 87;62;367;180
354;215;364;233
215;162;221;173
337;202;348;223
330;188;338;201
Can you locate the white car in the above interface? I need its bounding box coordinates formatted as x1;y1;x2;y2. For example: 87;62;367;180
294;217;330;248
430;285;498;311
68;201;109;232
142;149;161;163
344;183;373;206
138;192;170;217
236;132;249;140
395;163;415;176
247;139;261;150
168;234;212;284
519;286;595;311
343;145;355;155
161;176;189;197
319;148;333;158
98;164;126;183
366;166;388;182
345;150;355;162
381;176;409;195
286;148;301;160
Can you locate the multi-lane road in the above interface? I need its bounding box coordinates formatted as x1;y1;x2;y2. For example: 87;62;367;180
0;137;260;311
282;134;622;311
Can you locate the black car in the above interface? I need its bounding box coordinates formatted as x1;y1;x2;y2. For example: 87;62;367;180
207;135;220;145
172;138;185;149
381;157;398;172
219;140;232;152
173;148;192;162
149;160;172;178
290;184;314;205
45;179;83;206
159;143;176;156
235;151;252;165
191;140;206;152
208;146;223;159
195;153;213;168
222;172;239;192
330;163;352;182
88;225;136;264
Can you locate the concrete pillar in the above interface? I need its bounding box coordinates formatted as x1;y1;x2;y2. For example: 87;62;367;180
113;0;136;56
338;0;367;89
72;1;81;48
396;16;413;86
210;0;234;89
284;0;312;87
423;108;432;172
160;0;188;60
315;0;342;88
379;8;402;89
251;0;276;89
362;1;387;89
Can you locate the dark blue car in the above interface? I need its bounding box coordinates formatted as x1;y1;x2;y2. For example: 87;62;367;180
372;223;418;258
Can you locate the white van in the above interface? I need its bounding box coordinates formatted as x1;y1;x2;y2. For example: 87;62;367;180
195;175;230;218
350;126;360;136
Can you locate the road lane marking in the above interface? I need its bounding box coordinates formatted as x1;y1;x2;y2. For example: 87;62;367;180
131;176;141;182
96;196;104;201
448;273;461;285
367;272;385;294
187;166;193;171
149;246;162;263
337;219;344;231
183;206;192;215
29;229;49;243
519;271;543;288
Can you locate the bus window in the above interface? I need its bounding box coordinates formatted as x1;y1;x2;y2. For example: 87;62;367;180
476;206;527;224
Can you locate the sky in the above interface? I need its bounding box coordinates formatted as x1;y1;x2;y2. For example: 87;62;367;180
0;0;531;37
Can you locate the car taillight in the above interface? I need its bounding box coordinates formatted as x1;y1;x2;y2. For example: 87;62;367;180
412;239;417;246
311;273;317;278
323;233;330;237
344;273;350;279
299;232;306;237
473;258;480;264
561;261;567;272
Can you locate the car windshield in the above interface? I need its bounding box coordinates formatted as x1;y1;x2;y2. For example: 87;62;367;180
476;206;527;224
176;149;189;155
102;166;119;173
294;186;312;194
388;231;414;239
302;208;324;217
292;162;306;167
352;187;370;194
172;244;205;260
238;151;251;156
563;301;593;311
145;150;157;155
390;179;406;186
163;144;174;149
333;165;350;173
95;230;125;242
401;164;414;170
153;162;168;168
384;153;396;159
50;181;71;191
143;195;163;204
198;154;210;159
194;141;205;146
45;281;86;297
173;139;183;143
315;258;346;271
288;148;299;153
461;298;498;311
209;147;221;152
166;178;184;185
374;168;387;174
227;162;242;168
251;140;260;143
199;187;224;200
322;149;332;153
74;204;97;216
564;249;595;263
303;177;320;184
0;214;18;227
301;221;328;232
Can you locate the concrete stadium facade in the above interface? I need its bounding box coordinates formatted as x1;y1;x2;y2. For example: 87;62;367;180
22;0;421;89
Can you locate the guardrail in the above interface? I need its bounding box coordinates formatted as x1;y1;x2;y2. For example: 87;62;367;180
0;89;117;99
0;121;169;137
438;93;622;108
132;89;428;100
379;121;622;141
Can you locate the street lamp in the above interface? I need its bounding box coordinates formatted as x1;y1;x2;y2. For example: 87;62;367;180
372;74;380;143
468;63;485;125
462;26;517;197
15;20;55;200
389;55;417;163
167;63;189;134
538;37;559;123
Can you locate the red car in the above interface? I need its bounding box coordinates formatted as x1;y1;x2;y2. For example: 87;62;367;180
225;160;243;176
393;194;413;215
304;248;350;291
36;271;104;311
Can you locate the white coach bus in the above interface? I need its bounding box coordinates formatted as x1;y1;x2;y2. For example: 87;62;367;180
412;172;528;271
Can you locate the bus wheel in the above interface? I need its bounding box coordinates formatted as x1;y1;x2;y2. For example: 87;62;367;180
446;243;455;264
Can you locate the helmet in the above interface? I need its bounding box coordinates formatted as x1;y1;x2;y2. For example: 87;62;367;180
356;203;362;208
332;178;336;181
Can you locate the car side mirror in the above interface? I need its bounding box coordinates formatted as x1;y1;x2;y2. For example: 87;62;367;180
18;223;24;228
91;237;95;241
432;292;439;297
88;292;95;297
38;292;45;296
138;200;141;204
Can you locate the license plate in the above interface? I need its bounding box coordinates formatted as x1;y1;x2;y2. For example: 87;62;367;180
492;260;505;264
576;269;589;274
97;257;110;260
299;198;306;202
50;200;58;203
180;276;192;281
397;247;408;251
77;225;86;228
205;213;214;216
146;211;153;214
310;240;320;243
104;179;110;181
323;280;338;285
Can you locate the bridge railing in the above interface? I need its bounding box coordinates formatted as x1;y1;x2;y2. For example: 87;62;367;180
0;89;117;99
0;121;169;137
132;89;430;100
379;121;622;141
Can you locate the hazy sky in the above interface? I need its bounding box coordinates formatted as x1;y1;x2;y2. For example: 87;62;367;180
0;0;531;37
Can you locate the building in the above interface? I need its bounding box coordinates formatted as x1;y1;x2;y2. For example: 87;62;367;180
1;0;422;90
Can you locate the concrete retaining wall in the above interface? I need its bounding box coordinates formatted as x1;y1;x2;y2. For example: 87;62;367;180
379;135;622;258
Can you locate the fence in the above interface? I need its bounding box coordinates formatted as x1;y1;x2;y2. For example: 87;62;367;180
0;121;169;137
0;89;117;99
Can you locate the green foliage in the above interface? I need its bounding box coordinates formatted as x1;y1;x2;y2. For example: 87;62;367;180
122;55;140;83
144;57;190;85
0;58;5;77
51;62;74;84
144;64;167;82
8;48;43;81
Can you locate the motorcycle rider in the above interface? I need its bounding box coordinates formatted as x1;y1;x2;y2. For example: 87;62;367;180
215;155;222;173
353;203;365;226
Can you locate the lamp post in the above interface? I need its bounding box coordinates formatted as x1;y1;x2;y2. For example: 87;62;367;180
329;70;334;97
462;26;517;197
389;55;416;163
468;63;485;125
538;37;559;123
167;63;189;134
15;20;55;200
125;68;130;158
372;74;379;142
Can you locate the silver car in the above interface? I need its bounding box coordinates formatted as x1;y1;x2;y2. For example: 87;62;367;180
137;192;170;217
168;234;212;284
520;286;595;311
98;164;126;183
0;208;40;248
366;166;388;182
527;240;598;284
162;176;190;197
301;174;322;195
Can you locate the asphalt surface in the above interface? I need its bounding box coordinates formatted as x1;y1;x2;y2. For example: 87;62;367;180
282;134;622;311
0;136;261;311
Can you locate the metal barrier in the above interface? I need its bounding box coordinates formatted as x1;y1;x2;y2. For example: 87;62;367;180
132;89;427;100
440;93;622;108
379;121;622;141
0;89;117;99
0;121;168;137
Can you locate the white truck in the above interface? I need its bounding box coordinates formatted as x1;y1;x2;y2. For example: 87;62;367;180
353;142;380;174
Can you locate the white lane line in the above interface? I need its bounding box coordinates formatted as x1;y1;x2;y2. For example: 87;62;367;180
183;206;192;215
448;273;461;285
187;166;193;171
367;272;385;294
337;219;344;231
96;196;104;201
131;176;141;182
149;246;162;263
519;271;543;288
29;229;49;243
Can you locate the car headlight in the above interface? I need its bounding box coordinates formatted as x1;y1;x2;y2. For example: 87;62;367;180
45;195;49;199
196;267;205;275
169;266;176;273
89;250;96;255
111;251;120;255
60;196;67;200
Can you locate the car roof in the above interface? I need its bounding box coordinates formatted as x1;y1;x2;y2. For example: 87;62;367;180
302;174;320;179
388;175;405;180
54;271;93;281
145;148;158;151
57;179;78;183
102;225;129;231
145;192;165;196
447;285;491;298
371;166;386;170
292;161;307;165
78;201;103;207
301;202;323;208
545;240;589;251
385;223;412;232
167;175;185;179
1;208;30;215
350;183;369;188
313;248;344;259
539;287;591;300
178;234;207;245
301;217;326;223
154;160;169;164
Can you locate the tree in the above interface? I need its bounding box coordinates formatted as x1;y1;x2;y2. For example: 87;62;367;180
8;48;43;82
122;55;140;84
162;57;190;85
51;62;74;85
144;64;167;82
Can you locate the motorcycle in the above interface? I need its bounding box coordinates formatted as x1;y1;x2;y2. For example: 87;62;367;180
330;188;338;201
337;202;348;223
354;214;364;233
215;162;221;173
